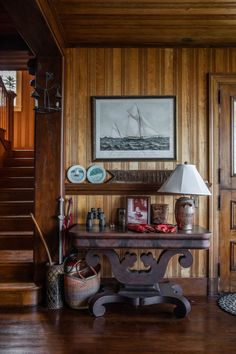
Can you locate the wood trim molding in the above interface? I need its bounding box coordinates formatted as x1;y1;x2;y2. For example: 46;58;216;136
36;0;66;54
172;277;208;296
104;276;209;296
1;0;61;57
65;170;173;195
66;183;166;195
14;71;22;112
209;73;236;285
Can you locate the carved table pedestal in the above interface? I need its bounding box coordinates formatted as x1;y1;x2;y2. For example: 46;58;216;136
69;225;211;318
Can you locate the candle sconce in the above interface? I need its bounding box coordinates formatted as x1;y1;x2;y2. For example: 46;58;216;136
31;72;62;114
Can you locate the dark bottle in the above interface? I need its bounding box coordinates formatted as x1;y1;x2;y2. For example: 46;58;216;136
91;207;97;219
86;211;93;230
99;212;106;230
118;208;126;226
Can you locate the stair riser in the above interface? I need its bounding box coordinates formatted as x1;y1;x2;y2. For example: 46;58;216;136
0;263;34;282
11;150;34;158
0;190;34;201
0;250;33;262
0;287;41;307
0;236;34;250
0;178;34;188
0;218;33;231
4;159;34;167
0;167;34;177
0;203;34;215
0;150;36;302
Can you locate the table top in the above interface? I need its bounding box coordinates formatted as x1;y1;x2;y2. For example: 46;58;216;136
69;224;211;250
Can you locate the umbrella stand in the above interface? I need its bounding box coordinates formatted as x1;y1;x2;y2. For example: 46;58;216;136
30;213;64;309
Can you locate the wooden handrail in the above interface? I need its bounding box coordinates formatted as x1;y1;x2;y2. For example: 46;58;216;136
0;76;16;144
0;76;8;136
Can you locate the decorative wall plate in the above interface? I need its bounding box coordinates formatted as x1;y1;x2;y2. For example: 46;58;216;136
87;165;106;184
67;165;86;183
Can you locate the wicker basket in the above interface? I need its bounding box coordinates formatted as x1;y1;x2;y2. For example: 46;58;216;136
64;263;101;309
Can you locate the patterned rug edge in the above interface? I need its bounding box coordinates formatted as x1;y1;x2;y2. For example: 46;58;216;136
218;293;236;316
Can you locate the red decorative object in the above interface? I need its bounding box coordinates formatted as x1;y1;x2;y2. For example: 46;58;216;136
127;223;176;233
154;224;177;233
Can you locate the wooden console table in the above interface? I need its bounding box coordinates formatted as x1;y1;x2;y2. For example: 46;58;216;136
69;225;211;318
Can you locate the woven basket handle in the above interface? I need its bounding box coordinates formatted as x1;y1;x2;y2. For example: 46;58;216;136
75;261;97;281
63;253;78;274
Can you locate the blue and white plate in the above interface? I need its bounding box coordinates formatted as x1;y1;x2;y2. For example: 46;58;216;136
87;165;106;184
67;165;86;183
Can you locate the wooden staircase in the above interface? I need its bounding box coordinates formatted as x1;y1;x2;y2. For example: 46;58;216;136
0;150;41;306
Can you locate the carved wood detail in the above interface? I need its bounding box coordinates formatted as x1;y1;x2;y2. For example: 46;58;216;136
108;169;172;184
85;248;193;285
85;248;192;317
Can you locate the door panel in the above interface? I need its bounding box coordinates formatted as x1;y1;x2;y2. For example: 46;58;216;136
220;190;236;291
219;84;236;291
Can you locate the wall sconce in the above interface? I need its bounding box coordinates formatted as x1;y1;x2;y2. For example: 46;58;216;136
31;72;62;114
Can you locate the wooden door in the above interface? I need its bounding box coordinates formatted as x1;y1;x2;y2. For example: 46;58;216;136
219;84;236;291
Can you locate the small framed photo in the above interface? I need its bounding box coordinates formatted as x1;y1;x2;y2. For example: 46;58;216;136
126;196;151;225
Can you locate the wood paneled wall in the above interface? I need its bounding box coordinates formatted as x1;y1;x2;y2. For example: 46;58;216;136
13;71;34;149
64;47;236;279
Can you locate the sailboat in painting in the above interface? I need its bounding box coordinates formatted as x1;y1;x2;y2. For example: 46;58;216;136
126;104;159;139
100;103;170;151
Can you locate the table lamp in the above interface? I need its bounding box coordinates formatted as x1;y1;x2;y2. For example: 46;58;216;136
158;162;211;230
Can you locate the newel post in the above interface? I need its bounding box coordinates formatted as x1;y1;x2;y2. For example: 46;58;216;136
7;90;16;143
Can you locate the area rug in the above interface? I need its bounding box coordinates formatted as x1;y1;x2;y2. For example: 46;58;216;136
218;293;236;315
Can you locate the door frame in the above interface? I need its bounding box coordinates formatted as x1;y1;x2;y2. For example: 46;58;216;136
209;73;236;294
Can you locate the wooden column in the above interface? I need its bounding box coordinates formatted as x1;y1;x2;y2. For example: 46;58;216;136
34;57;63;282
7;90;16;143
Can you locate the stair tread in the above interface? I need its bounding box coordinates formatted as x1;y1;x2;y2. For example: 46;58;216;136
0;166;34;169
0;260;33;264
0;250;33;262
0;231;33;235
0;177;34;179
0;187;34;191
0;201;33;204
0;282;39;289
6;158;34;160
0;215;32;218
0;150;35;294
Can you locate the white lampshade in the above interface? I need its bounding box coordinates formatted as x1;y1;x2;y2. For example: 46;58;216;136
158;163;211;196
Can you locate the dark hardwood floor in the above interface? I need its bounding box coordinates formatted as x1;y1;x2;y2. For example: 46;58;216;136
0;296;235;354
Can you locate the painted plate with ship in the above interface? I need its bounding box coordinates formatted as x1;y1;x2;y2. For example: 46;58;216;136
67;165;86;183
87;165;106;184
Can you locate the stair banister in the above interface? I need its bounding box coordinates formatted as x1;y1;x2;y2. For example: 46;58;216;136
0;76;16;144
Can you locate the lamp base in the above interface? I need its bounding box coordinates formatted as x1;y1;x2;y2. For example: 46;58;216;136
175;197;195;231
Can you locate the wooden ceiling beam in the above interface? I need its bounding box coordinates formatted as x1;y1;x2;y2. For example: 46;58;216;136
52;1;236;16
0;36;30;51
46;0;236;47
36;0;66;54
0;51;35;70
0;0;61;57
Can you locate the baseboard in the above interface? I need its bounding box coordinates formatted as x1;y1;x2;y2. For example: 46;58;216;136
168;277;208;296
207;277;219;296
102;277;209;296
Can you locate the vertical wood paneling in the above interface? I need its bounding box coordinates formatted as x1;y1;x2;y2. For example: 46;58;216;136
13;71;34;149
65;47;236;279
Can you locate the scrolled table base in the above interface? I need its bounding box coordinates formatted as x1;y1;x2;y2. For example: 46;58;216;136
86;248;192;318
88;286;190;318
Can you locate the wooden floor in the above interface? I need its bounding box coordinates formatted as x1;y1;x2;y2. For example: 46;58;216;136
0;296;235;354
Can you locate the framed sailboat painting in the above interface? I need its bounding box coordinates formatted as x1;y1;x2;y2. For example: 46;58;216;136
92;96;176;161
